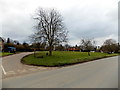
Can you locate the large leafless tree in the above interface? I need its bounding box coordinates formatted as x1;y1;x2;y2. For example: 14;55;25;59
31;8;68;56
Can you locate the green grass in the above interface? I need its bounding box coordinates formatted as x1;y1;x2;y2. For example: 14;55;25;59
21;51;119;67
0;52;14;57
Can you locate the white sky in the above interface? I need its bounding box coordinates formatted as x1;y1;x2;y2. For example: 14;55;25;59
0;0;119;46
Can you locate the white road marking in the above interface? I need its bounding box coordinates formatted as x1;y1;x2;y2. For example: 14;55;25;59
1;65;6;75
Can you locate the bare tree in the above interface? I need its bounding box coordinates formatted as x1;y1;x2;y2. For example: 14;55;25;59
80;38;95;56
64;44;70;51
101;39;118;53
31;8;68;56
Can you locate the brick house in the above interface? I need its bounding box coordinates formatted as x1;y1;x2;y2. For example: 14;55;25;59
67;47;80;51
0;37;4;51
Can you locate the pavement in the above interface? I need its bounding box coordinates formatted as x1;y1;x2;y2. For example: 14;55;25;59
2;56;118;88
2;52;59;78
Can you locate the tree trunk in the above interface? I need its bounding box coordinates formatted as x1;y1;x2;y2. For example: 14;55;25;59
34;48;36;57
49;45;52;56
49;50;52;56
88;51;90;56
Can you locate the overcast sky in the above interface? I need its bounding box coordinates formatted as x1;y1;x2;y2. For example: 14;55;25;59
0;0;119;46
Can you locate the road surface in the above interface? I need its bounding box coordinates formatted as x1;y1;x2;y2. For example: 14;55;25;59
2;52;58;78
2;56;118;88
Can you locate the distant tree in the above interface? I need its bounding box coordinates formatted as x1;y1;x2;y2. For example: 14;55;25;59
64;44;70;51
30;42;46;50
4;43;15;48
14;40;20;45
75;45;78;48
22;42;31;51
55;44;65;51
30;8;68;56
23;42;29;46
75;45;81;51
118;43;120;51
7;38;10;43
80;38;95;56
15;44;25;52
101;39;118;53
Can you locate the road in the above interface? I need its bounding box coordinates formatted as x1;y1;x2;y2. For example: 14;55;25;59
2;52;58;78
2;52;33;71
2;56;118;88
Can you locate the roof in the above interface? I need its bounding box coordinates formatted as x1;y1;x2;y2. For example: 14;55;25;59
67;47;80;51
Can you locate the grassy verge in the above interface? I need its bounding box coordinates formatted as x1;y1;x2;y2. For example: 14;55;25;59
21;51;119;67
0;52;14;57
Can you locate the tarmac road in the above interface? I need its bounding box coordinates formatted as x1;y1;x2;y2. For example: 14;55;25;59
2;52;33;72
2;52;58;78
2;56;118;88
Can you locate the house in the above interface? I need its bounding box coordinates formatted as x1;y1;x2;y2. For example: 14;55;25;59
67;47;80;51
0;37;4;51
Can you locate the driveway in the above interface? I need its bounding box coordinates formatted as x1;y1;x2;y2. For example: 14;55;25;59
3;56;118;88
2;52;58;78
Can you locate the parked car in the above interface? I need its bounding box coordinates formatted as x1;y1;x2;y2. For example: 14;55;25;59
4;47;16;53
